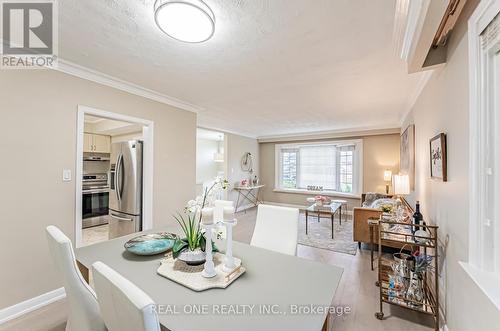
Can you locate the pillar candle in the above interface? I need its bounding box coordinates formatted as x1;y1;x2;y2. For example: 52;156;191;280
201;207;214;225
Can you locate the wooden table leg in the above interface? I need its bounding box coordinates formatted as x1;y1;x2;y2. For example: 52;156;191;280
331;213;334;239
322;312;330;331
370;226;374;271
77;260;89;284
317;212;320;223
339;205;342;226
305;210;308;234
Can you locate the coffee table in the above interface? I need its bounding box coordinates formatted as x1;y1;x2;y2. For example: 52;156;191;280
305;202;342;239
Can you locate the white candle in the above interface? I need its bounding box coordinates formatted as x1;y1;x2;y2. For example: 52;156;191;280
214;200;234;223
201;207;214;225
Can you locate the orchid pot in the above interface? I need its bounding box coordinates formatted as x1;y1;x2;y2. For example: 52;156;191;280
172;178;228;265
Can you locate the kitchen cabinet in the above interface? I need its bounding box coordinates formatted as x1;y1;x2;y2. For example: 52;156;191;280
84;133;111;153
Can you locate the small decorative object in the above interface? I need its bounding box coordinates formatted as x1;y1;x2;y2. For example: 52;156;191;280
314;195;328;207
252;175;258;186
240;179;248;187
393;250;415;279
414;227;431;244
307;185;324;191
380;204;393;213
201;209;216;278
406;271;424;307
400;124;415;189
241;152;254;172
157;253;245;292
430;133;447;181
173;178;228;266
222;206;239;272
124;232;177;256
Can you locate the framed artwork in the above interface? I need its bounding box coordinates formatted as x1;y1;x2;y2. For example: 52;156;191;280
400;124;415;189
430;133;447;181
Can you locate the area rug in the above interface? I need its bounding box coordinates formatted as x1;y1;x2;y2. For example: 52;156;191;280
298;213;358;255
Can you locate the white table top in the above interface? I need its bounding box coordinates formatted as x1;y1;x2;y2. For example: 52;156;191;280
76;228;343;331
234;184;265;190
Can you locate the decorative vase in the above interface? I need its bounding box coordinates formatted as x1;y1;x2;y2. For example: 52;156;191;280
177;248;206;266
406;271;424;307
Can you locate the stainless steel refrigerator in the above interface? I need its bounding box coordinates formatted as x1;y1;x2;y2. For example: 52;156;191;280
109;140;143;239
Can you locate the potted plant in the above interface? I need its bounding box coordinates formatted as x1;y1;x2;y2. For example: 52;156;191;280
172;178;228;265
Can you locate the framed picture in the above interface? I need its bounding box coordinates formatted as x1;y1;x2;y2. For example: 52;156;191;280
400;124;415;189
430;133;447;181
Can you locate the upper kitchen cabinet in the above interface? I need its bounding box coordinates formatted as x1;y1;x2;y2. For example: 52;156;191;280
84;133;111;153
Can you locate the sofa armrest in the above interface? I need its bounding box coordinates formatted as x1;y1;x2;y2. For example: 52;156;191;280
352;207;382;243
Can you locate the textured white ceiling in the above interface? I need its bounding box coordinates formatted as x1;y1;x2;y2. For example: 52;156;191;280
59;0;424;138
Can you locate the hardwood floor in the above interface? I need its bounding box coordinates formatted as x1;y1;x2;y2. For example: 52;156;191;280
1;207;434;331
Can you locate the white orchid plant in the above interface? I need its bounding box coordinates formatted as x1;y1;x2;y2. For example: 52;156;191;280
172;177;229;259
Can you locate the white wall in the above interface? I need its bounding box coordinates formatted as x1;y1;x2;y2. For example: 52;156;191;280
196;138;224;187
402;0;500;329
225;133;259;209
0;69;196;309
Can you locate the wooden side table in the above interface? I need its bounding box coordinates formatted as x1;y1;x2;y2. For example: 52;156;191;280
367;217;380;271
305;202;342;239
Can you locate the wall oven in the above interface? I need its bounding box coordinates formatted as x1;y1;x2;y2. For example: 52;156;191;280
82;173;110;228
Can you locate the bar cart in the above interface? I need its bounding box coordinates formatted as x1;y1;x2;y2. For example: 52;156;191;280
375;220;440;331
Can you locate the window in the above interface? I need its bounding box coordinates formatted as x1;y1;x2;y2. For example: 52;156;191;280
275;140;362;196
463;3;500;310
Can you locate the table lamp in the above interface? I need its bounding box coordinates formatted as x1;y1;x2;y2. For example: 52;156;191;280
383;170;392;194
393;174;410;197
393;174;410;221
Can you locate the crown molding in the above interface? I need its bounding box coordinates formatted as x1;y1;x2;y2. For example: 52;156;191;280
54;59;202;113
400;69;434;125
197;125;257;140
257;126;401;143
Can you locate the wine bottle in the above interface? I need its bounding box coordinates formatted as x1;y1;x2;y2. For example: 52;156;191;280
413;201;423;232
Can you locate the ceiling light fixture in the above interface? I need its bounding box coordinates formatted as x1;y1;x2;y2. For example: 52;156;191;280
154;0;215;43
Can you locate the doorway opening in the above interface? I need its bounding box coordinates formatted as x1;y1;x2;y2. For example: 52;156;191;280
75;106;154;247
196;128;227;199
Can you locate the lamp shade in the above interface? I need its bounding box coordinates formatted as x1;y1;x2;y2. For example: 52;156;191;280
393;174;410;195
383;170;393;182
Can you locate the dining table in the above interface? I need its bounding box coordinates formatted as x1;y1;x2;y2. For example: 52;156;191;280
75;227;344;331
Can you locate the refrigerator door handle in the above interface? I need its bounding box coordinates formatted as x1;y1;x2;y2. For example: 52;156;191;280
110;213;133;222
116;154;123;201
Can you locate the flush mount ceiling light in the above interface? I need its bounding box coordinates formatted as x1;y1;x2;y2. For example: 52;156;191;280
154;0;215;43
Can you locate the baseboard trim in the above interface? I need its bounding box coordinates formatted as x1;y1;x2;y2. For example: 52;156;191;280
0;287;66;325
262;201;353;216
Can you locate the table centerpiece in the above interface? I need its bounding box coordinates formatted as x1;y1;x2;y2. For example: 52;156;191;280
172;177;229;266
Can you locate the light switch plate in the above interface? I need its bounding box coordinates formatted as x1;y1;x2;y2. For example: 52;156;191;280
62;169;72;182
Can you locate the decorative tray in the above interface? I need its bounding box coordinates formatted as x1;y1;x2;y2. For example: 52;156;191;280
157;252;245;292
124;232;176;256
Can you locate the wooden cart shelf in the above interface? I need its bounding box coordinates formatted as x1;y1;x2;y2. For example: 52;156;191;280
375;220;440;330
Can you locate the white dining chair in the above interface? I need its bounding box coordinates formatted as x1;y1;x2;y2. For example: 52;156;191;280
92;261;161;331
45;226;106;331
250;204;299;255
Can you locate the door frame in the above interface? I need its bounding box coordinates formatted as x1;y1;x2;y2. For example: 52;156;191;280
75;105;154;248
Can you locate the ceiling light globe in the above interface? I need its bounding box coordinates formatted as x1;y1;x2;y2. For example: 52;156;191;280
154;0;215;43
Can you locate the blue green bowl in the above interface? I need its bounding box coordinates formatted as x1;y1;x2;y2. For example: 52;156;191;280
124;232;177;256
